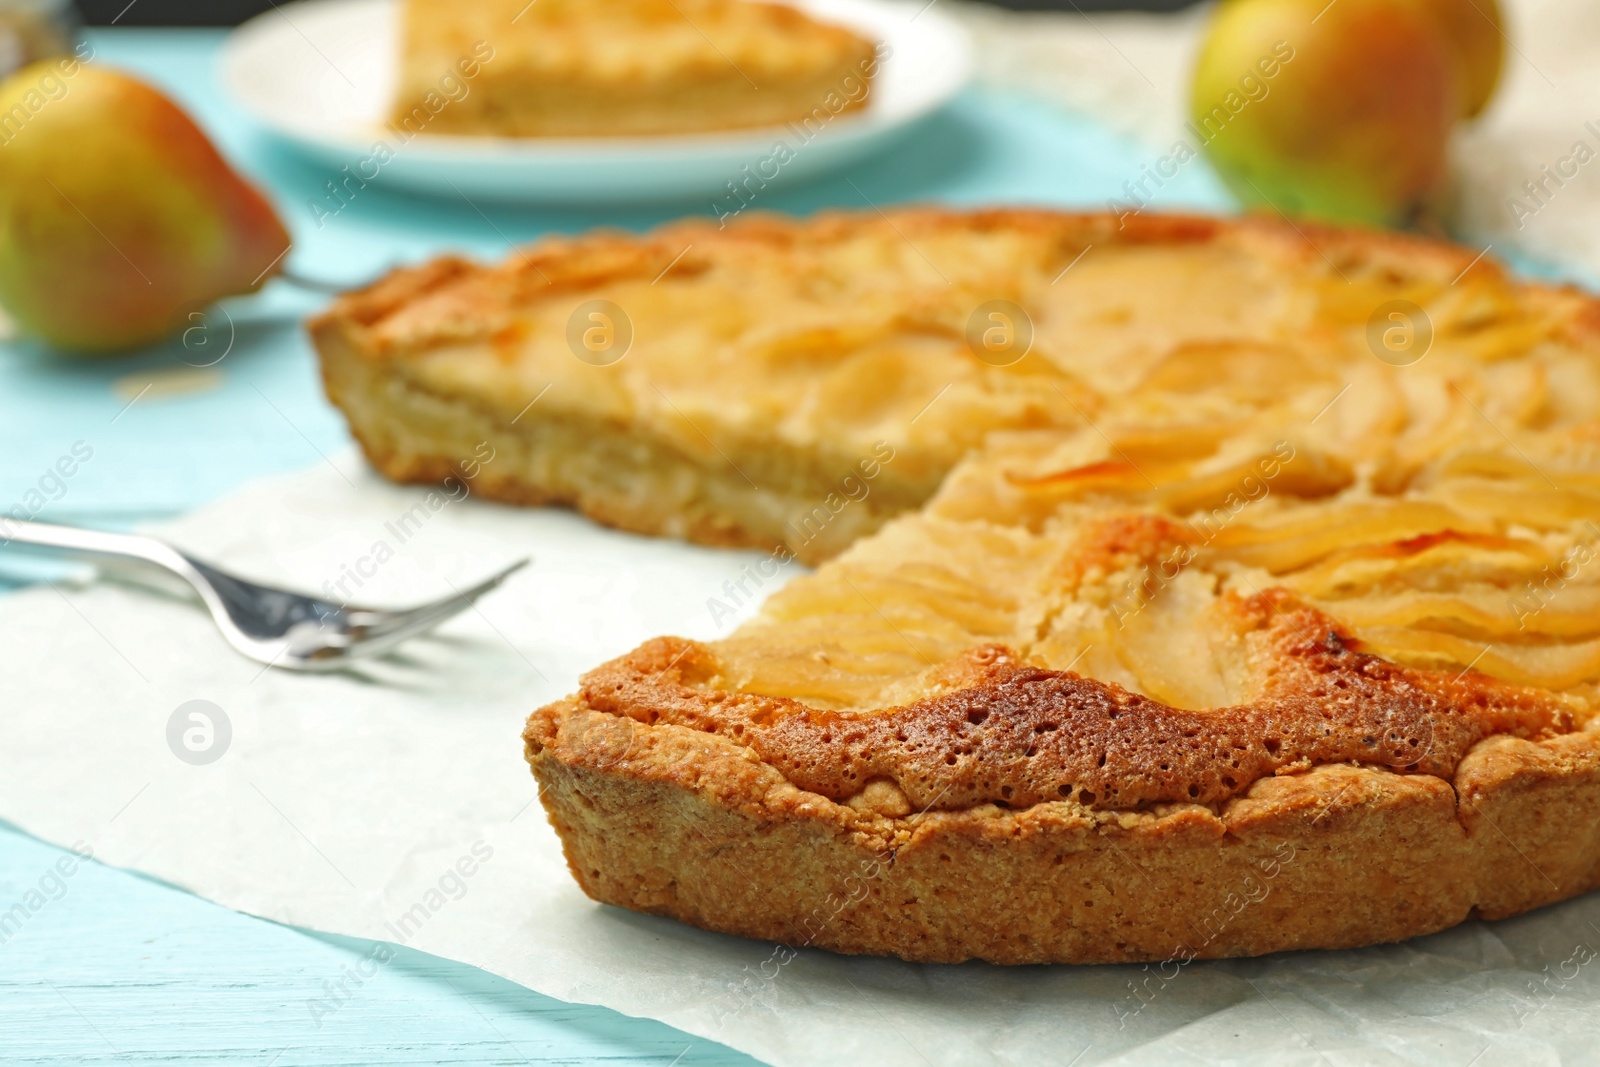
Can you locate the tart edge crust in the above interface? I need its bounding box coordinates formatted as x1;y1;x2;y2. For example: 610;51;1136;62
312;298;914;566
523;643;1600;965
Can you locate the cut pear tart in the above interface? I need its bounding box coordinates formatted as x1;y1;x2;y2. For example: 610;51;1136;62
310;209;1600;963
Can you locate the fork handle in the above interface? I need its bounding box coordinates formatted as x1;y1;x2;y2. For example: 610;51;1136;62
0;517;197;578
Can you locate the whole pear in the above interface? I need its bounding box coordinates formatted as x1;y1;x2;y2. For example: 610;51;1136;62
1412;0;1504;118
0;61;290;352
1191;0;1460;228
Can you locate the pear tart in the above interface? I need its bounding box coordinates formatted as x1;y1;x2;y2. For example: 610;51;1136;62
392;0;878;138
309;208;1600;962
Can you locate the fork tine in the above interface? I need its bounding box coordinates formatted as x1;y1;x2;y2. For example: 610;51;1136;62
432;557;529;608
342;559;529;652
352;558;527;629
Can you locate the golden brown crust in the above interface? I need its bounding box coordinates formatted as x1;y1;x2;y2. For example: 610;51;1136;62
564;604;1572;816
523;587;1598;964
527;693;1600;964
1455;733;1600;919
312;309;911;564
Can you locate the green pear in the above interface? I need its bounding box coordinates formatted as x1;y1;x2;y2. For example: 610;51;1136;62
1191;0;1460;228
0;60;290;353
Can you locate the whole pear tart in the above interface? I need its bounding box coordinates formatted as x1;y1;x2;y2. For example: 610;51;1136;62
312;209;1600;963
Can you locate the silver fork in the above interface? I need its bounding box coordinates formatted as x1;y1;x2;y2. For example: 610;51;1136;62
0;518;527;672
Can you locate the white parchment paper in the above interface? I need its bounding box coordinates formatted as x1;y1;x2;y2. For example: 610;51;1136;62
3;453;1600;1065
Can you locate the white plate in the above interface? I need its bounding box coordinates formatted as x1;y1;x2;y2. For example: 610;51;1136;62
221;0;972;203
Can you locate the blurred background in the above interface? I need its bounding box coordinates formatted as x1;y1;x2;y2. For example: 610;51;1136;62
70;0;1202;22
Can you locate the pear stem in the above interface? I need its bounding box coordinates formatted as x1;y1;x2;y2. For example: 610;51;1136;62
276;268;360;295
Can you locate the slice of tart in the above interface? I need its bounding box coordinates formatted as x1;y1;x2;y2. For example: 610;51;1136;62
390;0;880;138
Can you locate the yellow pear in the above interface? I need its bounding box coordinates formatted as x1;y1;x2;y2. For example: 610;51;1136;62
0;61;290;353
1412;0;1504;118
1191;0;1460;228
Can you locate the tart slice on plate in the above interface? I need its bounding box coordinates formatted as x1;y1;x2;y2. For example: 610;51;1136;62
393;0;880;137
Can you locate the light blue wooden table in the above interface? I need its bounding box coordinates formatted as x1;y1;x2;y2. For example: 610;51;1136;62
0;26;1233;1066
